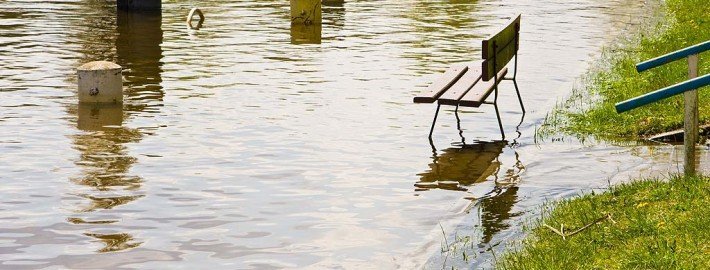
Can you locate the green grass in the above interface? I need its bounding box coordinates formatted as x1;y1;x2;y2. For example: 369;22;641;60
544;0;710;139
497;2;710;268
498;175;709;270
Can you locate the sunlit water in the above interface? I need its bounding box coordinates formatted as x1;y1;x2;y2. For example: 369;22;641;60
1;0;708;269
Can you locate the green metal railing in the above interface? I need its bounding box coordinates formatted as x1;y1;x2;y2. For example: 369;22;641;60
615;40;709;176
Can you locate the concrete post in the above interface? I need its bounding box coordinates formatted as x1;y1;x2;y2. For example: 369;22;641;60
77;61;123;104
683;54;699;176
290;0;321;25
118;0;161;12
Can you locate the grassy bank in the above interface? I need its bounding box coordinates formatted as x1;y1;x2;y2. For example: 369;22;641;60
495;1;710;268
498;175;709;269
546;0;710;138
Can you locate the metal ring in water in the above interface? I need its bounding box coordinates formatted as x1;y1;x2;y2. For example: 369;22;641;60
187;8;205;30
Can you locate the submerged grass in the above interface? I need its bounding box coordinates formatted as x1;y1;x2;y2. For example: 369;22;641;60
498;175;710;270
542;0;710;139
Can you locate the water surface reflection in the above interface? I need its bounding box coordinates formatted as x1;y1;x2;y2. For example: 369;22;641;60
478;185;521;245
1;0;694;269
116;10;164;108
66;7;164;253
417;141;506;191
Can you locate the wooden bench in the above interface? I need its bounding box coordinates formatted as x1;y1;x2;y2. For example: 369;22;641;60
414;15;524;140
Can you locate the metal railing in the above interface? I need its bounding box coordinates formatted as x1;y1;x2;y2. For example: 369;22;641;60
615;40;710;176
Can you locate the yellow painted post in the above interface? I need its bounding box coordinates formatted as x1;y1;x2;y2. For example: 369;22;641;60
290;0;321;25
684;54;699;176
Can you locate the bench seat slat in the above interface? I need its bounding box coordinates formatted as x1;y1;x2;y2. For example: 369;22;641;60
437;61;483;106
458;68;508;108
413;64;468;103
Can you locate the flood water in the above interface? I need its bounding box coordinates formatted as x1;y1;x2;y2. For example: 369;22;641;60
1;0;708;269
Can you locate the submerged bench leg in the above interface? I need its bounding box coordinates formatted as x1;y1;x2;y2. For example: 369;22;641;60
454;104;466;145
513;79;525;113
428;104;441;140
494;103;506;140
512;111;526;146
493;80;506;140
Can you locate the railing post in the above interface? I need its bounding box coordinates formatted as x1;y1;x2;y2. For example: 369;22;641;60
684;54;699;176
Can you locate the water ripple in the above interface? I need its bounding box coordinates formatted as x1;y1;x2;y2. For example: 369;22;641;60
2;0;700;269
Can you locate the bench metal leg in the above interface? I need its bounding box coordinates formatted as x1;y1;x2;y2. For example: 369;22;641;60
428;103;441;140
454;104;466;145
512;110;526;147
493;79;506;140
513;78;525;113
428;135;438;155
494;103;506;140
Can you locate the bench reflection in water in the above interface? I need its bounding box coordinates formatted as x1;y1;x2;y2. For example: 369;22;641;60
416;106;525;192
416;141;507;192
415;140;525;244
63;6;165;253
478;183;522;244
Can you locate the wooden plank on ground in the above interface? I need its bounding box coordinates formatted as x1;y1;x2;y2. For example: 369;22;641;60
438;62;483;106
459;68;508;107
648;124;710;143
413;64;468;103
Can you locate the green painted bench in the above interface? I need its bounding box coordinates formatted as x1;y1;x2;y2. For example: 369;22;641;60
414;15;524;140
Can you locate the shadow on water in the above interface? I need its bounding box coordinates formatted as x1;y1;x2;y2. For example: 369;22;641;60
66;7;164;253
116;10;164;108
322;0;346;41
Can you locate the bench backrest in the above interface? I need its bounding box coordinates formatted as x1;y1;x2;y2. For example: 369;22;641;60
481;15;521;81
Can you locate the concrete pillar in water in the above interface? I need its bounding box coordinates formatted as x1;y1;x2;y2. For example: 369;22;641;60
118;0;161;12
77;61;123;104
290;0;321;25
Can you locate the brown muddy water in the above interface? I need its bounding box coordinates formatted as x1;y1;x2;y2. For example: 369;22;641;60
1;0;708;269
